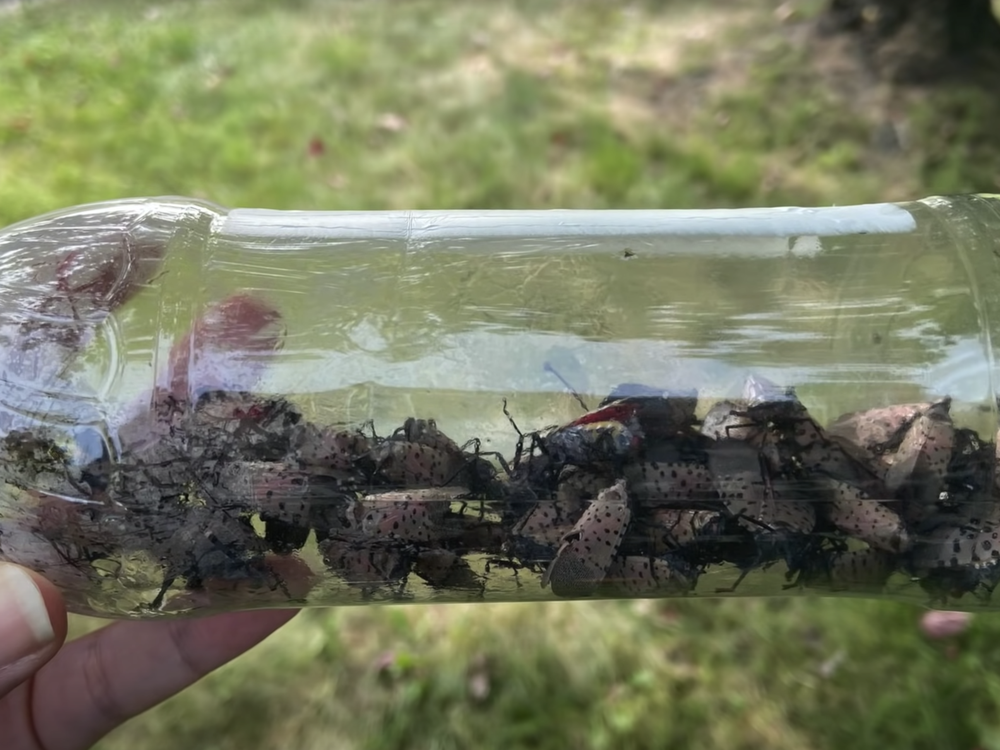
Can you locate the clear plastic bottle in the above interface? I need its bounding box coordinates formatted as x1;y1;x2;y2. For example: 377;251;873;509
1;194;999;619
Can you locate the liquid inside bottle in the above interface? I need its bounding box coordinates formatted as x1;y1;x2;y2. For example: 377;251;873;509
1;194;999;619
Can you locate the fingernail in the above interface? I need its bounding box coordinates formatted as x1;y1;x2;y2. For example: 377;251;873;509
0;564;55;664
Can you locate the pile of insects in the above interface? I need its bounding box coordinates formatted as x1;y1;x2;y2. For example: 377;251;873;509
0;250;996;615
5;364;1000;615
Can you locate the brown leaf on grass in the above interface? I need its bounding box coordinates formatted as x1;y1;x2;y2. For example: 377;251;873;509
308;136;326;157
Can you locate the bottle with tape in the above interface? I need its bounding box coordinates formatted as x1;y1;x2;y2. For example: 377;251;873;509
0;194;998;619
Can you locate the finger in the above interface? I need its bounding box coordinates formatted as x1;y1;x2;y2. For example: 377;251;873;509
0;563;68;698
28;608;298;750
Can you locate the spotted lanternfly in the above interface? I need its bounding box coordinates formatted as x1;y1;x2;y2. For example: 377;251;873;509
288;422;372;475
506;497;586;566
355;489;466;544
700;399;758;443
632;507;731;560
706;438;815;584
541;479;632;597
797;437;882;494
413;549;484;592
555;466;614;503
215;461;317;554
600;553;699;597
542;420;641;469
793;546;898;593
708;440;815;534
34;496;131;568
914;524;1000;604
818;477;910;553
371;440;469;489
144;504;276;610
882;399;955;502
36;496;274;613
826;401;933;464
946;428;995;504
623;460;717;507
188;390;304;462
503;467;607;565
741;374;811;423
910;503;1000;602
158;553;318;613
396;418;463;455
318;536;412;600
699;399;784;475
372;419;500;495
726;377;875;488
536;387;699;472
595;385;700;440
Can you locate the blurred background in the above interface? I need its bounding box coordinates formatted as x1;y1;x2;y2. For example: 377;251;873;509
3;0;1000;748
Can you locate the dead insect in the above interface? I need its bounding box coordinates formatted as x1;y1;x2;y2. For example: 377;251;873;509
700;399;758;443
791;546;899;593
706;438;816;589
33;496;130;569
599;553;699;597
827;401;933;464
230;462;316;554
541;479;632;598
910;504;1000;603
413;549;485;593
542;420;641;470
512;386;701;490
596;385;700;439
288;421;373;478
623;460;717;507
371;419;500;495
504;466;615;570
371;440;469;489
817;477;910;553
395;418;462;455
945;427;995;505
628;507;733;566
318;536;413;600
709;379;877;491
882;399;955;504
505;497;586;568
144;504;276;611
187;389;304;462
355;489;465;545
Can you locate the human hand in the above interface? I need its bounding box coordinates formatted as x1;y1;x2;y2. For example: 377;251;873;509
0;562;297;750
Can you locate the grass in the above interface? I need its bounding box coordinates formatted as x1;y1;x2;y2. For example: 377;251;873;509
2;0;1000;747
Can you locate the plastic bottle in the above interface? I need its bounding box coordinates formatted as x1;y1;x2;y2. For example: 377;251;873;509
0;194;998;620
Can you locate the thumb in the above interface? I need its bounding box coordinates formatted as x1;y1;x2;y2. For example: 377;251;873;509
0;563;68;698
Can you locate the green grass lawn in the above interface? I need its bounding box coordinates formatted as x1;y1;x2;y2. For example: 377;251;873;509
4;0;1000;748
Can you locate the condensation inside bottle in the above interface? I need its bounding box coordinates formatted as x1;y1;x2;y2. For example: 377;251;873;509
2;195;1000;619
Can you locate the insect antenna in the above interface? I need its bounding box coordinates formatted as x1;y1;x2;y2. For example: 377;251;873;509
543;361;590;412
503;398;526;467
